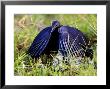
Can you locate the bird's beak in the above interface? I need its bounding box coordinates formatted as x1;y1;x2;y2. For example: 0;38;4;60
51;28;55;32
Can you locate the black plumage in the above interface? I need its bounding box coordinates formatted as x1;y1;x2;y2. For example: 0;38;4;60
28;20;93;60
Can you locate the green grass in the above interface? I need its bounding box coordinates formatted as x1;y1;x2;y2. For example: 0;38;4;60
14;14;97;76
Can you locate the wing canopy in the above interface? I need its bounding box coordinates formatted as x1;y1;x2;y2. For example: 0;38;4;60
28;26;53;58
58;26;87;57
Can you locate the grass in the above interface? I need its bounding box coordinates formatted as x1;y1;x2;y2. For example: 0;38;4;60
14;14;97;76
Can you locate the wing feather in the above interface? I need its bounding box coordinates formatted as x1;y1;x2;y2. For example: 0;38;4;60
58;26;87;57
28;26;53;58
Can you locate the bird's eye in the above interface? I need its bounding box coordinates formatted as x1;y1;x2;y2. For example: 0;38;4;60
55;24;58;27
53;24;58;29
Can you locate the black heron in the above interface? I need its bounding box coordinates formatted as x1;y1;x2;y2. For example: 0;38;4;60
28;20;93;63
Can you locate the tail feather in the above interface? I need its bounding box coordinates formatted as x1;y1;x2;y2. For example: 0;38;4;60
85;48;93;59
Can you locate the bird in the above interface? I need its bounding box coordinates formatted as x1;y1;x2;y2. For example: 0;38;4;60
28;20;93;63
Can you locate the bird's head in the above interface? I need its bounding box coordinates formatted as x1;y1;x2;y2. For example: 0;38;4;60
51;20;61;30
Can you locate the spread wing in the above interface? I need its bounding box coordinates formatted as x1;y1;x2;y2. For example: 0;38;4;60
28;26;53;58
58;26;87;57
